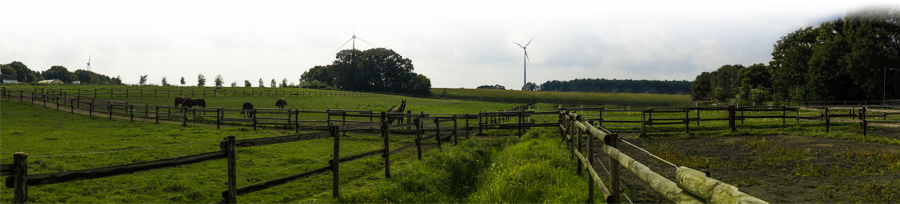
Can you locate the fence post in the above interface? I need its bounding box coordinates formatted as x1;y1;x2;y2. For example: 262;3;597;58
576;115;583;176
225;136;237;203
861;107;867;137
796;106;800;125
331;125;341;198
415;118;422;160
604;134;621;203
381;112;391;178
640;110;646;134
109;103;113;119
407;110;412;132
435;117;441;150
252;109;257;130
518;111;523;137
478;111;483;134
217;109;221;129
453;116;458;145
156;106;159;124
729;105;736;132
342;111;346;136
782;106;786;124
183;107;187;126
130;105;134;122
685;109;690;133
587;116;594;203
89;103;93;116
70;99;74;113
465;114;470;139
825;107;830;133
13;152;28;204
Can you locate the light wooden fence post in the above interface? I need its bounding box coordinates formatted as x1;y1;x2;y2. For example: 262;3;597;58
576;115;583;176
587;115;594;203
332;125;341;198
225;136;237;203
640;110;646;134
13;152;28;204
605;134;621;203
381;112;391;178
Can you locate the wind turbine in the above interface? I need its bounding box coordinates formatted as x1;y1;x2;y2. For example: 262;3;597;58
86;55;92;71
512;37;533;87
337;26;374;51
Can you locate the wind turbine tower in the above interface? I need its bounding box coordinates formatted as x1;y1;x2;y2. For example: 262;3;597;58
512;37;533;87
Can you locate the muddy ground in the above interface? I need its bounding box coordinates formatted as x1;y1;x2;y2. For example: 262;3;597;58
589;130;900;203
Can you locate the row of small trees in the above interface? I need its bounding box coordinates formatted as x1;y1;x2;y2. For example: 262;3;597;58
1;61;122;85
141;74;310;89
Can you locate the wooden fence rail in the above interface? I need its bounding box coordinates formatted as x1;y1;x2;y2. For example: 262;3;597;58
560;109;767;203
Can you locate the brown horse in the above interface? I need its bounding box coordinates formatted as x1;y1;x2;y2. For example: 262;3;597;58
181;98;207;115
240;102;254;118
386;100;406;124
275;98;288;109
174;96;187;107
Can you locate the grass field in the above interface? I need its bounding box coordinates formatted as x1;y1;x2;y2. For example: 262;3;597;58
4;84;900;202
0;101;441;203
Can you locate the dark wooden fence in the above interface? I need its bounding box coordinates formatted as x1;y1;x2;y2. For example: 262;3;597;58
0;111;487;203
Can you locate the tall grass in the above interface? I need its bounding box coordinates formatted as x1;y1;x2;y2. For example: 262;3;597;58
340;128;602;203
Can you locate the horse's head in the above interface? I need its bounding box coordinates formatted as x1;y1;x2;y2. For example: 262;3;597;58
399;100;407;111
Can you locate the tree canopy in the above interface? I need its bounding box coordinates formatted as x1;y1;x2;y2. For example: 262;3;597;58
301;48;431;95
540;78;692;94
692;5;900;102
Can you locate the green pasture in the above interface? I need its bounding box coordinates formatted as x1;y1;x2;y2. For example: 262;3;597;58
0;101;441;203
434;88;692;106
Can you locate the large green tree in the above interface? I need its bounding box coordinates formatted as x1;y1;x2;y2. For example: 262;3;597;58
841;5;900;101
41;65;78;83
302;48;429;94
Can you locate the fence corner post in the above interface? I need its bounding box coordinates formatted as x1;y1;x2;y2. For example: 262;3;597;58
13;152;28;204
586;116;594;203
331;125;341;198
225;136;237;203
382;112;391;178
604;134;621;202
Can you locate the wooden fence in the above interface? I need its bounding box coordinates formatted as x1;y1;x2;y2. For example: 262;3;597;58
0;112;479;203
559;109;767;203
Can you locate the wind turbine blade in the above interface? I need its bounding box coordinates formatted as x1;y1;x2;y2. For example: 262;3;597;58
525;37;533;47
356;37;375;46
525;50;530;62
512;41;523;48
337;38;353;51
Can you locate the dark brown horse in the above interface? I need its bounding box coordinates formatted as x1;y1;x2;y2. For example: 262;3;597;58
174;96;187;107
386;100;406;124
181;98;206;115
240;102;254;118
275;98;288;109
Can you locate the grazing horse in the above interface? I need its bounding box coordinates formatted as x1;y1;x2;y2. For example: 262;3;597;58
386;100;407;124
181;98;207;115
240;102;254;118
275;98;288;109
174;96;187;107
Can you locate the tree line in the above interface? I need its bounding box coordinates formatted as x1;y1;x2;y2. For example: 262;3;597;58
692;5;900;103
537;78;693;94
301;48;432;95
1;61;122;85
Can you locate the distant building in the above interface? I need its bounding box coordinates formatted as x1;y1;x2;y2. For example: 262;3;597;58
1;74;17;84
38;79;62;85
73;81;81;85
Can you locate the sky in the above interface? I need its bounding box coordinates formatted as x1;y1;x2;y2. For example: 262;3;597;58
0;0;884;88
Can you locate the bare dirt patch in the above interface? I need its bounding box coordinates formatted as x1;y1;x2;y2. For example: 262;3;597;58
591;132;900;203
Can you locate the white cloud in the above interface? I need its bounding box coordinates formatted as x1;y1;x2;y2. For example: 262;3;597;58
685;2;819;30
690;38;732;71
591;21;690;79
